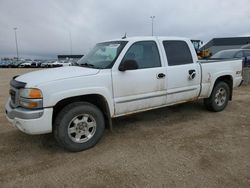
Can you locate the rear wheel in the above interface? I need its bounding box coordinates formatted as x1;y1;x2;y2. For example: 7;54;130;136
54;102;105;152
204;81;230;112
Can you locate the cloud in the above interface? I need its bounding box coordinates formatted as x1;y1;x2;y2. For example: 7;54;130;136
0;0;249;58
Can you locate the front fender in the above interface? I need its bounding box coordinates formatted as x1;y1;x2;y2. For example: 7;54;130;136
43;87;114;116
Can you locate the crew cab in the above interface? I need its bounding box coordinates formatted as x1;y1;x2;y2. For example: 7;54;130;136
5;37;243;151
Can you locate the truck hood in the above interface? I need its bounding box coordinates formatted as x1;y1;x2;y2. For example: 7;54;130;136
15;66;100;87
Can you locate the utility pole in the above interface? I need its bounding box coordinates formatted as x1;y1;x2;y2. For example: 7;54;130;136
150;16;155;36
69;30;72;55
13;27;19;60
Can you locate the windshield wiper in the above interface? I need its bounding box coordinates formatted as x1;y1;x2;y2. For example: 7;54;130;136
79;62;96;68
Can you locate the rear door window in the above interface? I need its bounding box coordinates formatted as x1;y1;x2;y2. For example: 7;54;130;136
163;41;193;66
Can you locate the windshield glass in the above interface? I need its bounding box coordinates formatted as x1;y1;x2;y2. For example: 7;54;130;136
211;50;238;59
78;41;127;69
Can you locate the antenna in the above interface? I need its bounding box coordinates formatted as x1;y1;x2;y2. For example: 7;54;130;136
122;32;127;39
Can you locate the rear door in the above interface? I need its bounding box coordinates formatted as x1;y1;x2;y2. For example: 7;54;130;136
160;40;201;104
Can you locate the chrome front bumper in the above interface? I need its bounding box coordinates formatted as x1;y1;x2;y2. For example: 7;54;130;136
5;99;53;135
5;99;44;120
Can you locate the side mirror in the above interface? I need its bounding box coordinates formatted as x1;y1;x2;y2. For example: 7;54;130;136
119;60;138;71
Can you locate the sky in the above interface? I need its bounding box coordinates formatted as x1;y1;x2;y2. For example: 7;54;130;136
0;0;250;59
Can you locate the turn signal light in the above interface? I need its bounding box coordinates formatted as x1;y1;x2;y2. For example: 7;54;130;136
20;88;43;99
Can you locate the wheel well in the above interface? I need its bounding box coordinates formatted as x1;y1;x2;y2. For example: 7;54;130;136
214;75;233;100
52;94;111;129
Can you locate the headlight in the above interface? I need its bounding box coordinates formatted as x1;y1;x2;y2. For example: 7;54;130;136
19;88;43;109
19;88;43;99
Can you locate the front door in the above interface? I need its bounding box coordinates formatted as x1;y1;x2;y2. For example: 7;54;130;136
112;41;167;116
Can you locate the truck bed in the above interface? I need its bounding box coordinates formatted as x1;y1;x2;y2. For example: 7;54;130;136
198;58;240;64
198;58;243;98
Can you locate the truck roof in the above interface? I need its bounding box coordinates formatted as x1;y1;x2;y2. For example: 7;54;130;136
102;36;190;43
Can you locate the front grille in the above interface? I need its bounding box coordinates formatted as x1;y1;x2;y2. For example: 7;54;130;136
9;77;26;108
9;87;19;107
9;89;16;104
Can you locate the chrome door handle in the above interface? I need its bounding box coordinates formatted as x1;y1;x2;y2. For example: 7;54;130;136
157;73;165;79
188;70;196;80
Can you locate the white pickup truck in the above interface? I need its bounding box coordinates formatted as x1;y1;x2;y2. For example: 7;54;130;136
5;37;243;151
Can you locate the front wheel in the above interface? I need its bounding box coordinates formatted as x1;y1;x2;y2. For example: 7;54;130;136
204;81;230;112
54;102;105;152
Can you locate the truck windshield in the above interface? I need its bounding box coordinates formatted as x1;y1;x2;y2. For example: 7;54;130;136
77;41;128;69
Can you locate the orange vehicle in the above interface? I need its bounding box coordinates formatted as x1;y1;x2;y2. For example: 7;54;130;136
191;40;210;59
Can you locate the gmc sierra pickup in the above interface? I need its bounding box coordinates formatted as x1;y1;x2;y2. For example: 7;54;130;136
5;37;243;151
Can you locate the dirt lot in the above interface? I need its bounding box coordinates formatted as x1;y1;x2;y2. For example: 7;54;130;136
0;69;249;187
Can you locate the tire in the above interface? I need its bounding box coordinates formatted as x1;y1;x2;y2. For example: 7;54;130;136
204;81;230;112
54;102;105;152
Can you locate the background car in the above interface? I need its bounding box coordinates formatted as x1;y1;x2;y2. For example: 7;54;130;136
0;60;7;68
211;49;250;67
50;60;63;67
30;61;39;68
0;60;13;68
211;49;250;59
10;60;23;68
61;59;74;66
40;60;56;68
19;60;32;68
40;60;50;68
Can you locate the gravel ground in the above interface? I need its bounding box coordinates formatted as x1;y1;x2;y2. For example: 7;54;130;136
0;68;249;187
